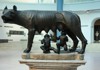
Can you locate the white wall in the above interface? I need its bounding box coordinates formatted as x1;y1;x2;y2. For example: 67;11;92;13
0;2;56;42
0;2;100;42
0;2;56;10
0;10;28;41
74;11;100;43
63;1;100;11
88;12;100;43
63;1;100;43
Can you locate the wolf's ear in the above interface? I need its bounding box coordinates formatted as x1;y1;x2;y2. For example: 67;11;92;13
4;6;8;10
13;5;17;11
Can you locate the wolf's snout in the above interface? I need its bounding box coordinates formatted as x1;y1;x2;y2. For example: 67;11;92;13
1;15;8;23
1;15;5;19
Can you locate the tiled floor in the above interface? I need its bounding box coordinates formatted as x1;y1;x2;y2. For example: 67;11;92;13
0;41;100;70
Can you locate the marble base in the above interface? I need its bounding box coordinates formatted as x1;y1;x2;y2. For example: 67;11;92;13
19;53;86;70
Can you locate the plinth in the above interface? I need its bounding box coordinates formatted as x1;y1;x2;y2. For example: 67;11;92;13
19;53;86;70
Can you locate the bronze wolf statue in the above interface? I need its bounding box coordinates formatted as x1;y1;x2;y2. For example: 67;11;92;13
1;5;87;54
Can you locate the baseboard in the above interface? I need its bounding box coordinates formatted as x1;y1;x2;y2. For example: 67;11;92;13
0;39;8;43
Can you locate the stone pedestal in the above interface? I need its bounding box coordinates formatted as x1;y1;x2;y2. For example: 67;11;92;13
19;53;86;70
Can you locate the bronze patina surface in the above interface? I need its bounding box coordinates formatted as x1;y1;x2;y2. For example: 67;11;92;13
1;5;87;54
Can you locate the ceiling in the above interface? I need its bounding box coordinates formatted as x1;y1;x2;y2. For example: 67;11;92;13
0;0;100;4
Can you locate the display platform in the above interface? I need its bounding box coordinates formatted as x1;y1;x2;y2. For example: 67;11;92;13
20;53;86;70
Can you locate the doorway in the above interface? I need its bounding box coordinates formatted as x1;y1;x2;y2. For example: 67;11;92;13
94;19;100;42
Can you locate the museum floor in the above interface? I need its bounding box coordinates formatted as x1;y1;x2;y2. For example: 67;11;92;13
0;41;100;70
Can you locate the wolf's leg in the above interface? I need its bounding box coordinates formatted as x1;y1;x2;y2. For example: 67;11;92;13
24;29;35;53
67;30;79;52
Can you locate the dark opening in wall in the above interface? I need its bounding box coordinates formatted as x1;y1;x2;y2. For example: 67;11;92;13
94;19;100;42
0;39;8;43
9;30;25;35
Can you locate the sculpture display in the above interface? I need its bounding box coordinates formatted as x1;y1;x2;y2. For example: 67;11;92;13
40;34;56;53
56;31;68;54
1;5;87;54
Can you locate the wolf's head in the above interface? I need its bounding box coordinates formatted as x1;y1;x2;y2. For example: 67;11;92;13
1;5;17;23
